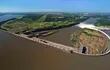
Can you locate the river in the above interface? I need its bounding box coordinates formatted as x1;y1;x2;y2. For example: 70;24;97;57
0;15;110;70
0;14;24;22
0;30;110;70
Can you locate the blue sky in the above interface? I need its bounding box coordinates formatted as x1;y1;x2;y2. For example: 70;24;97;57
0;0;110;12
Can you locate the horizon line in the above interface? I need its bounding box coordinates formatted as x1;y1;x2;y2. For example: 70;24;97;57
1;11;110;13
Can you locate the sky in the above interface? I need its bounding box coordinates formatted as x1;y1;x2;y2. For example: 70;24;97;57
0;0;110;12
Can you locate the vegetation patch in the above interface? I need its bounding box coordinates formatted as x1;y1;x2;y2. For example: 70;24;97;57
1;13;88;33
95;18;110;27
71;28;110;54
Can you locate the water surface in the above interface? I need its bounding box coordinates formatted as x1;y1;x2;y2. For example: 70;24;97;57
0;30;110;70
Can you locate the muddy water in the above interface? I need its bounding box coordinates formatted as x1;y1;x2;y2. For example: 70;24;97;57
0;30;110;70
41;26;81;47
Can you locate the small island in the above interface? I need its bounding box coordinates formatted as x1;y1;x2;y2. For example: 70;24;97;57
71;28;110;54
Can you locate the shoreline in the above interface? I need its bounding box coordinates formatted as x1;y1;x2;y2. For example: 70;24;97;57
96;26;110;30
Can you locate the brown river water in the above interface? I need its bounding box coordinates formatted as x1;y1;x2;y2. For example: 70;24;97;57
40;26;80;47
0;27;110;70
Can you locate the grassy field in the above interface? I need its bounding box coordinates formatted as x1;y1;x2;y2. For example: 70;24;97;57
1;13;88;33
